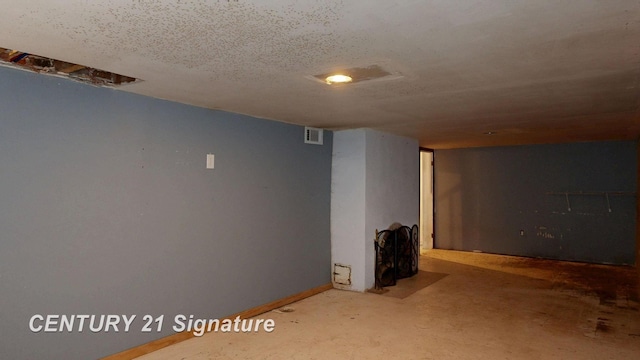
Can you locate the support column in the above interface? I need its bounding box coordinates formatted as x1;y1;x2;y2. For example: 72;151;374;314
331;129;419;291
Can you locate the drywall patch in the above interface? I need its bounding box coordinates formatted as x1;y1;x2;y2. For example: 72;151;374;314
0;47;139;87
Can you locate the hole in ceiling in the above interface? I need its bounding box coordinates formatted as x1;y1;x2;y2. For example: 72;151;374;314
0;47;140;87
311;65;401;85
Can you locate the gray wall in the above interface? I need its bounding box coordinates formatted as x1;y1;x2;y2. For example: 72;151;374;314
435;142;637;265
0;66;332;359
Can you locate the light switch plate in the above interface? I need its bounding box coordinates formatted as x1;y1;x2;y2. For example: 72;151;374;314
206;154;215;169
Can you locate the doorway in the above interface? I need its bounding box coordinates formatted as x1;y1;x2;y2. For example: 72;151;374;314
420;149;434;251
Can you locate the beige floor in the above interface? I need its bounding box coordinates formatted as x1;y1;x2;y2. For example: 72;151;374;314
137;250;640;360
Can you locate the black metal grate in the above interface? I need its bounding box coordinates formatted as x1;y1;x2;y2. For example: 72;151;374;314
374;224;419;289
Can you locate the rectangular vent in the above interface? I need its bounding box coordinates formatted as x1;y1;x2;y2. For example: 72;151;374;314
304;127;323;145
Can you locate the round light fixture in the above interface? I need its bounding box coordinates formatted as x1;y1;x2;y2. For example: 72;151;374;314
325;74;352;85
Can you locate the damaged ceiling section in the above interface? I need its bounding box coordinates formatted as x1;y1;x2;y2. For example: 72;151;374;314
0;47;139;87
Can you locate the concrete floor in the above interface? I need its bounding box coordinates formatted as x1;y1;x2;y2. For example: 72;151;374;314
137;250;640;359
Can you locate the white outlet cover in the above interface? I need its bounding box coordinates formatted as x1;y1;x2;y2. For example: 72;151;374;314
206;154;215;169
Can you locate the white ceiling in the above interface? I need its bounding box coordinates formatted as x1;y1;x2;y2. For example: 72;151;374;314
1;0;639;148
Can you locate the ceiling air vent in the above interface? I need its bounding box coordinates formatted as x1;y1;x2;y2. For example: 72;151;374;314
304;127;323;145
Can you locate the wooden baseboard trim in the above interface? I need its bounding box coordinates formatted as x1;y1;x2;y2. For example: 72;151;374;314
101;283;333;360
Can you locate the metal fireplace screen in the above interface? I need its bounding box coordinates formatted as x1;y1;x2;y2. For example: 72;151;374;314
374;224;419;289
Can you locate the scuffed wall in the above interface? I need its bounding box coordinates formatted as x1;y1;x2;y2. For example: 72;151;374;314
435;142;637;264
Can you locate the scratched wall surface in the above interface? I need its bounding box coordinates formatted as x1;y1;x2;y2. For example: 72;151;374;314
0;65;332;359
434;142;637;265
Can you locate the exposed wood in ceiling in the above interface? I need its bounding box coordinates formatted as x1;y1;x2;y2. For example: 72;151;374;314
0;47;138;87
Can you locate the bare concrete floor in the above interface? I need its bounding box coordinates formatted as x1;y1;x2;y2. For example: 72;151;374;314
137;250;640;359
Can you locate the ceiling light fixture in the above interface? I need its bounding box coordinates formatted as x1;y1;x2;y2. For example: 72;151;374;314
325;74;352;85
483;131;496;135
310;65;399;85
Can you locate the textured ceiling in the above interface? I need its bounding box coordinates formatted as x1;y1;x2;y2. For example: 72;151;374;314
1;0;639;148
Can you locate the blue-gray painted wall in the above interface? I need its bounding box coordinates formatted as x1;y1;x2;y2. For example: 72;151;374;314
0;66;332;359
435;142;637;265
